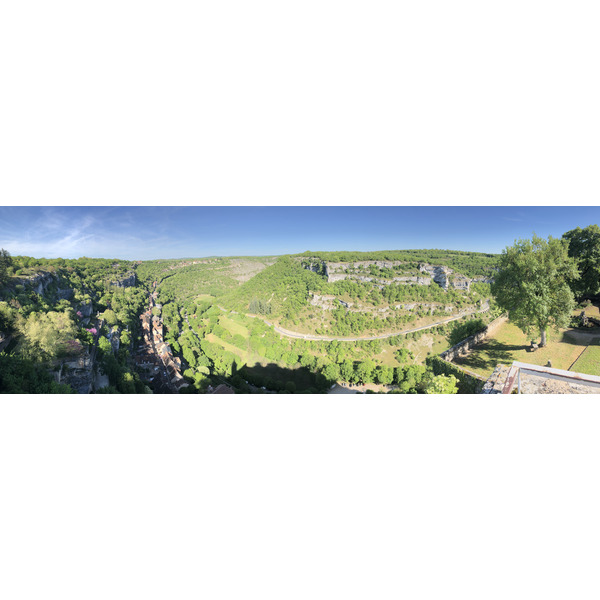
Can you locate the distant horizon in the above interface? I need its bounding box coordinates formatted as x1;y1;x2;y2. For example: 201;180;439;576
1;205;599;261
3;247;505;262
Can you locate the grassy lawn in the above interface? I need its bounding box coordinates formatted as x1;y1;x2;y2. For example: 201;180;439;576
570;344;600;376
453;321;588;378
219;315;249;338
206;332;277;371
205;333;250;362
431;334;451;356
378;346;403;367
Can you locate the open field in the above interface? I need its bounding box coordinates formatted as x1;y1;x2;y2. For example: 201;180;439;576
205;333;249;362
206;330;321;391
453;321;592;378
378;346;403;367
219;316;249;338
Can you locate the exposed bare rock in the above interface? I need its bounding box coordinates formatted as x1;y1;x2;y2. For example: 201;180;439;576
111;272;136;288
78;300;94;318
310;259;494;291
227;259;273;283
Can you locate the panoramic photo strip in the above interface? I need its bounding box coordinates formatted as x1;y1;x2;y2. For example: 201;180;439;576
1;205;600;395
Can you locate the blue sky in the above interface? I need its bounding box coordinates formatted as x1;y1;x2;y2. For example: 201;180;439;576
1;206;599;260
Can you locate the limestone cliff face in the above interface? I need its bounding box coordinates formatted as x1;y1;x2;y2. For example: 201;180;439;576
78;299;94;318
111;272;136;288
303;259;494;291
20;272;57;295
12;272;75;299
418;264;451;289
58;353;94;393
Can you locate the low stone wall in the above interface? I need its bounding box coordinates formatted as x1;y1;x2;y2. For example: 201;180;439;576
440;314;508;362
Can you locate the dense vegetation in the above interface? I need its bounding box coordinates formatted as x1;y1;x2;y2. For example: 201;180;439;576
219;256;325;318
299;249;500;277
0;251;147;393
137;259;238;300
155;291;465;394
563;225;600;299
1;246;500;394
4;228;598;394
492;235;578;346
217;254;494;337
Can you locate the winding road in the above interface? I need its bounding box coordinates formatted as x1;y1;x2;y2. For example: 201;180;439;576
219;301;490;342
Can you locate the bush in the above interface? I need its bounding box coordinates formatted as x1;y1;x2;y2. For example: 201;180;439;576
447;318;486;347
426;356;481;394
425;374;459;394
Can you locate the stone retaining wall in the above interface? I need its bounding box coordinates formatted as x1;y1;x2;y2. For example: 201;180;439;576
440;314;508;362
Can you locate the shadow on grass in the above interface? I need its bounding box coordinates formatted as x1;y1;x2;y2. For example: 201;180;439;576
239;362;331;393
561;329;600;346
453;340;529;373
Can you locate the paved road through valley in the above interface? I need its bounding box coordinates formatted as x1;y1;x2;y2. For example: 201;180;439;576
219;301;490;342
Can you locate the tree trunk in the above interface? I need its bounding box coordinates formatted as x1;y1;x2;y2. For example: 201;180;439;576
540;328;547;347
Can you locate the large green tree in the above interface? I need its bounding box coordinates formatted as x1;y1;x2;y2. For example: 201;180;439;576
0;249;12;284
17;310;80;361
562;224;600;299
425;374;458;394
492;235;579;346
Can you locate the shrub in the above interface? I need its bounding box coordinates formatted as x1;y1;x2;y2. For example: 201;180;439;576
447;318;486;347
426;356;481;394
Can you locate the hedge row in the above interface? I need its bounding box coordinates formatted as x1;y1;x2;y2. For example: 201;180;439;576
426;355;482;394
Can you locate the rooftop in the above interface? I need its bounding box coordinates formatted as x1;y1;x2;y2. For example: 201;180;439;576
212;384;235;394
483;361;600;394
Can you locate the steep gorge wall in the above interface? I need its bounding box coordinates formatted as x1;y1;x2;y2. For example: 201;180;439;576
314;260;494;291
11;271;74;300
111;272;136;288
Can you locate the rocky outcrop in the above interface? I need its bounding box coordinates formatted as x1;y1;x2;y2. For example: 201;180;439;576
304;259;495;292
12;272;76;300
302;260;327;275
309;294;355;311
111;272;136;288
18;272;57;295
327;271;432;286
78;300;94;318
418;264;452;289
56;287;74;300
58;353;94;394
107;328;120;353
